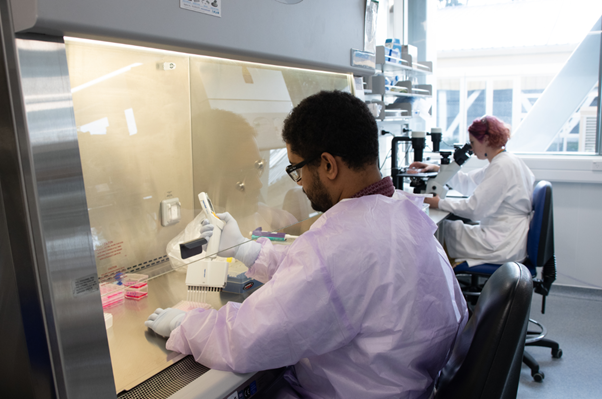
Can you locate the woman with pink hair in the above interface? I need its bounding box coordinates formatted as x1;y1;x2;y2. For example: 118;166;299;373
411;115;535;266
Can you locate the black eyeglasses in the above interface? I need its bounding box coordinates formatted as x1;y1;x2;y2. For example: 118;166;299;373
285;156;319;182
286;152;346;182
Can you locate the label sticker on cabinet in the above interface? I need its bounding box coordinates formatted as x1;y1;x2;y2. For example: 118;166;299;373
73;274;99;297
180;0;221;17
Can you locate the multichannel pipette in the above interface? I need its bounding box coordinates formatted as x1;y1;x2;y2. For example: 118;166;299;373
184;192;230;304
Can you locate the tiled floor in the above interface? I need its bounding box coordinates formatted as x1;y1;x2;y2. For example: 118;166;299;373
517;286;602;398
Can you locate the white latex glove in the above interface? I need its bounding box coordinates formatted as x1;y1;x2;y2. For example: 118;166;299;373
199;220;214;252
144;308;186;338
202;212;261;268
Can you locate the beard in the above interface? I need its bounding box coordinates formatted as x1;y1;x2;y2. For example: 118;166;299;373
304;169;334;213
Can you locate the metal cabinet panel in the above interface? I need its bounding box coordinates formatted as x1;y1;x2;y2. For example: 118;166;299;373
11;0;372;75
0;0;116;390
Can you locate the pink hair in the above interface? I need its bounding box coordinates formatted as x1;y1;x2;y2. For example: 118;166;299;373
468;115;511;148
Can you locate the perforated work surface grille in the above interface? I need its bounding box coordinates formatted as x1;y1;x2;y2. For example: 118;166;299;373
117;356;210;399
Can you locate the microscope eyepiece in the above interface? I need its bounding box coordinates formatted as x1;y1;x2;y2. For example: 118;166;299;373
453;143;472;166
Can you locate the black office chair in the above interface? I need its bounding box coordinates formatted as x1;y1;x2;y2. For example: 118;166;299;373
434;262;533;399
453;180;561;382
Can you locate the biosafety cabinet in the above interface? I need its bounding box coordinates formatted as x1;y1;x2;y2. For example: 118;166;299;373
0;1;372;397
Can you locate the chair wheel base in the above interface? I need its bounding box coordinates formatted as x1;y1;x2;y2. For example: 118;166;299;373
552;348;563;359
532;371;545;382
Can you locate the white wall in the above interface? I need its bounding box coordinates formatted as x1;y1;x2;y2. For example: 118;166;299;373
523;156;602;289
551;181;602;289
463;156;602;290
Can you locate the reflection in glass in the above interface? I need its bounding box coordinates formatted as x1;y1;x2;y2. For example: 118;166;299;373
66;39;194;280
191;108;299;238
65;38;352;278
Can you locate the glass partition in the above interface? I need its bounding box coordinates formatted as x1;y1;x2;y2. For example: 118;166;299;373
65;38;352;281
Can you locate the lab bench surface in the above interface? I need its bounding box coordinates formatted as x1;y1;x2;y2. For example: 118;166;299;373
429;208;450;225
105;266;256;395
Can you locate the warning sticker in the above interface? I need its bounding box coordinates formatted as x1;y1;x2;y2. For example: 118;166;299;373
73;274;99;297
96;240;124;261
180;0;221;18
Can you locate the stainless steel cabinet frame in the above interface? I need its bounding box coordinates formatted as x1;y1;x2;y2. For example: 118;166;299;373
0;1;115;397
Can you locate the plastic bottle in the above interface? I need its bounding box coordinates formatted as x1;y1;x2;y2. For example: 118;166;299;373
409;110;427;132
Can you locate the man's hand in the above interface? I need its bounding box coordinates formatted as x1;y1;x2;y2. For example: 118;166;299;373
145;308;186;338
215;212;247;257
199;212;262;268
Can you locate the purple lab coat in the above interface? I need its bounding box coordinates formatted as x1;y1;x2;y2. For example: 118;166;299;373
167;193;468;398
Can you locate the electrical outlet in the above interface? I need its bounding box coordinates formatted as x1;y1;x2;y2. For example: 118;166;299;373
592;161;602;171
160;197;181;226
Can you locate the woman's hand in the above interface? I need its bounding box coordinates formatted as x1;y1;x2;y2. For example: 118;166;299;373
407;162;440;174
423;195;440;209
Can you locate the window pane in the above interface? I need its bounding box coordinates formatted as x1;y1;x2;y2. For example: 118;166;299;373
435;1;602;154
520;76;552;122
466;81;486;126
550;85;600;153
493;80;513;125
437;79;460;147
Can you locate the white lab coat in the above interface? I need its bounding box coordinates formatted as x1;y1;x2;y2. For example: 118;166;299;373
167;193;467;399
438;152;535;266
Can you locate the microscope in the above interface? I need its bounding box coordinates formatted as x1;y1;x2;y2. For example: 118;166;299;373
390;128;430;189
411;143;472;198
391;127;472;199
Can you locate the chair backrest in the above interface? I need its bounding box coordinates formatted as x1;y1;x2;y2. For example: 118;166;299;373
527;181;554;267
435;262;533;399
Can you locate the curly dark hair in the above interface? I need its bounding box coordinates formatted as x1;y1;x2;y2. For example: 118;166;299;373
282;90;379;170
